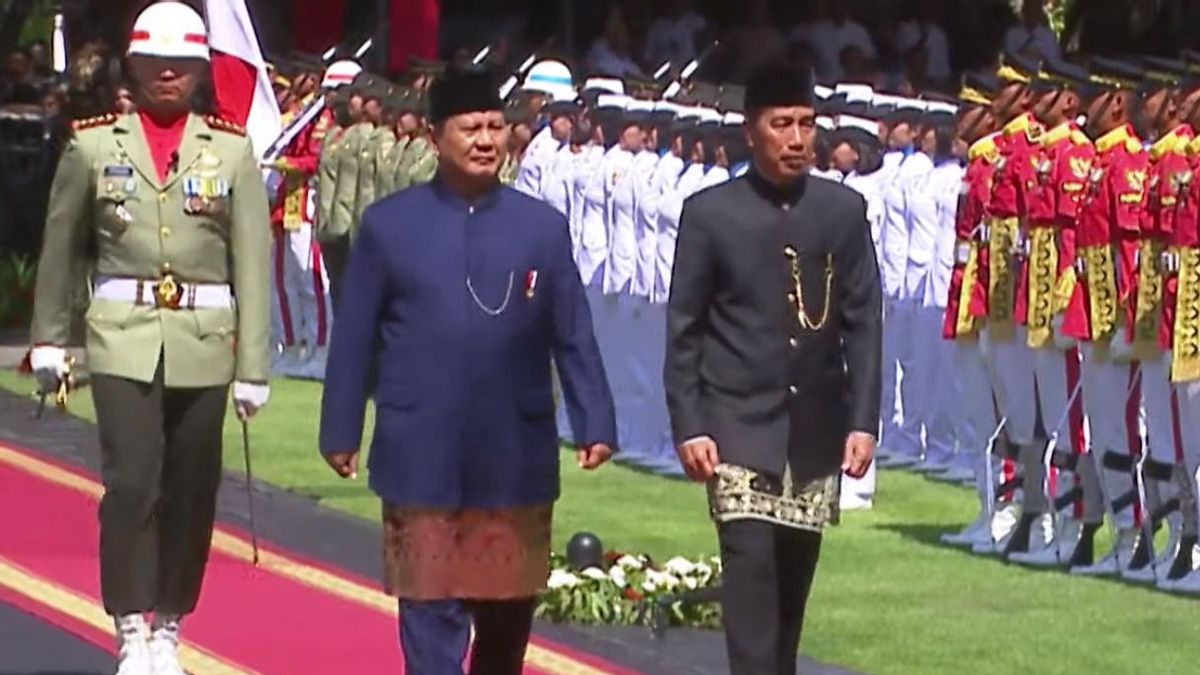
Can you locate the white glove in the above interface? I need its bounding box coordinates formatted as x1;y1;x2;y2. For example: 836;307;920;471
30;346;68;393
1051;314;1077;351
233;381;270;420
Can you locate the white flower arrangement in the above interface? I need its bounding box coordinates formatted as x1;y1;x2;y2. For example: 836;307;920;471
536;551;723;629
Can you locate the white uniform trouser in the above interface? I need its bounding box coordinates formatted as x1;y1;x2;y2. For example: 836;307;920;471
1142;353;1196;535
1032;344;1087;518
906;305;956;458
1176;380;1200;532
270;223;332;351
954;339;998;497
985;327;1038;445
881;298;917;455
1081;346;1142;529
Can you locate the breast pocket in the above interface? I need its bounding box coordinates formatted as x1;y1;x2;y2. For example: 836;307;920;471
94;174;139;240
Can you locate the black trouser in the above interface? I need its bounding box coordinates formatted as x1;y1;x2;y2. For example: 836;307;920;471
398;598;535;675
718;520;823;675
91;363;228;616
320;234;350;311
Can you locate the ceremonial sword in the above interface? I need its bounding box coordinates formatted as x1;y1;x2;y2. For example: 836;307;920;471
241;420;261;566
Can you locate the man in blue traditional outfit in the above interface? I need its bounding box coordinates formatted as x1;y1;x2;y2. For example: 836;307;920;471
317;65;618;674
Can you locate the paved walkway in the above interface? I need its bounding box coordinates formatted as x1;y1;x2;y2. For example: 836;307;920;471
0;386;860;674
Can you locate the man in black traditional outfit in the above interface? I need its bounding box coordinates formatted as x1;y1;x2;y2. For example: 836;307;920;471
664;61;882;673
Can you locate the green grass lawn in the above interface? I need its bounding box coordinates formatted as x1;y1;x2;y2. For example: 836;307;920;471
1;369;1195;675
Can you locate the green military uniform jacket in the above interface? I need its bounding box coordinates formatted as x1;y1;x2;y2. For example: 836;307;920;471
316;123;346;240
391;135;429;192
408;147;438;186
352;123;383;228
372;126;399;199
30;112;271;388
328;122;372;240
376;135;410;198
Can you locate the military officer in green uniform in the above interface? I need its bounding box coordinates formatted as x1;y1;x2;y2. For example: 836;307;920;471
26;4;270;675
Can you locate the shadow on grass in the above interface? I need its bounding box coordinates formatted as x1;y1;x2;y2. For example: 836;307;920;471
285;484;377;500
877;522;967;548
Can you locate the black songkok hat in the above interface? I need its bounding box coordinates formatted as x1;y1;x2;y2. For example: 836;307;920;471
429;66;503;123
744;61;814;110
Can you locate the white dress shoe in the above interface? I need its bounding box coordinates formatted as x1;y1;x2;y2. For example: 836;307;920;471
114;615;152;675
1009;518;1081;567
149;616;186;675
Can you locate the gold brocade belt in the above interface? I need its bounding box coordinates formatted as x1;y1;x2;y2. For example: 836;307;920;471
707;463;839;533
1081;244;1119;342
987;217;1019;341
283;175;306;230
955;239;981;338
1173;247;1200;382
1133;239;1165;360
1026;227;1058;349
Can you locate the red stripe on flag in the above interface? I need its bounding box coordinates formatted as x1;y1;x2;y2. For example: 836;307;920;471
209;50;258;128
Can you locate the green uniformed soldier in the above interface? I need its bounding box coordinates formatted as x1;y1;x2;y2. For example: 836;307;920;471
353;83;390;225
373;89;406;198
26;4;270;674
392;93;434;192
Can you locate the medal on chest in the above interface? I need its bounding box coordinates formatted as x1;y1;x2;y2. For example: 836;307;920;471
182;147;229;216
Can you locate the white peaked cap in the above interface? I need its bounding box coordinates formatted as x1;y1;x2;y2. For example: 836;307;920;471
871;93;903;107
625;99;655;112
814;85;834;99
582;77;625;96
127;1;210;61
322;60;363;89
835;83;874;101
924;101;959;114
722;112;745;126
696;107;723;124
896;98;928;112
595;93;631;110
816;116;835;130
837;115;879;135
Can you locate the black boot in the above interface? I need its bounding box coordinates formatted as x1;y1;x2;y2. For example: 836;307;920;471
1066;523;1100;568
1167;535;1198;581
1002;514;1035;558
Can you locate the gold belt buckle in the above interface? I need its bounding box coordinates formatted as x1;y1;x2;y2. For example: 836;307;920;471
153;274;183;309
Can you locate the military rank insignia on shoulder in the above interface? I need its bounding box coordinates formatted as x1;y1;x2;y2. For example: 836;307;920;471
203;115;247;137
71;113;118;132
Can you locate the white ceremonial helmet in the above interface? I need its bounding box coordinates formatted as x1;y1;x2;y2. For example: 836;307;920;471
521;60;577;102
127;1;210;62
322;60;363;89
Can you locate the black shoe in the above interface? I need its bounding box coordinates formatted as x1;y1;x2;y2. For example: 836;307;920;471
1002;514;1035;558
1066;523;1100;568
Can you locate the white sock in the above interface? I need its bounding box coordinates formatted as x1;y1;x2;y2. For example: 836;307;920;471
152;613;182;642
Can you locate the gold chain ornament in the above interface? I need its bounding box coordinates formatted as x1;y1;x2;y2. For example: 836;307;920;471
784;246;833;332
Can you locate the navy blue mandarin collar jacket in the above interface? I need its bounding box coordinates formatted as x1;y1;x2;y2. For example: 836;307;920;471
318;179;617;510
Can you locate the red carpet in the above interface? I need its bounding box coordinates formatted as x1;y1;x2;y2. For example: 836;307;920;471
0;443;635;674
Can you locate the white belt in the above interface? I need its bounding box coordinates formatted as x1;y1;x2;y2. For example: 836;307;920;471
93;276;233;309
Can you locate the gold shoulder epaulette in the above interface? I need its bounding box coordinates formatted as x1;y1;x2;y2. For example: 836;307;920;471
968;133;999;162
71;113;117;132
1070;129;1091;146
204;115;247;137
